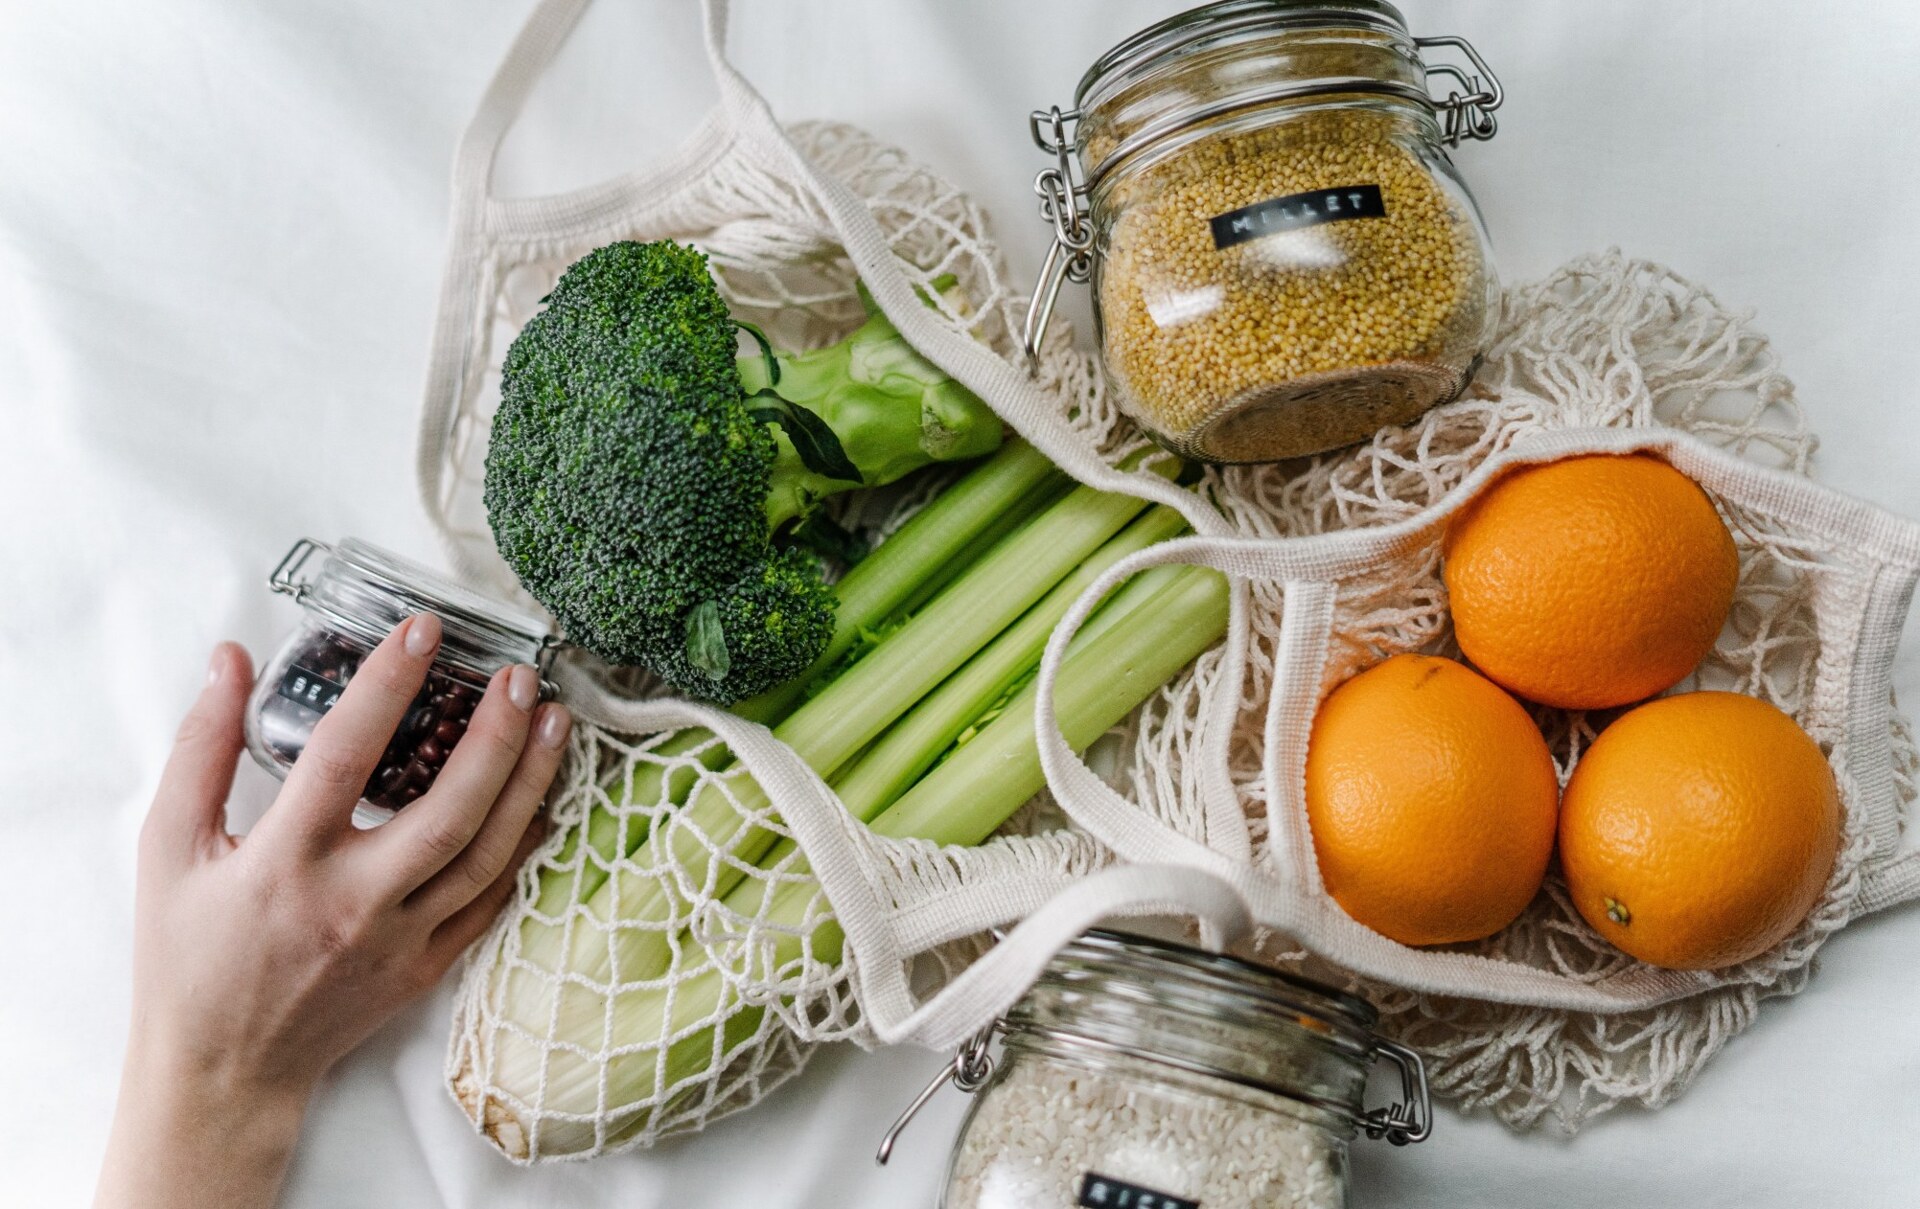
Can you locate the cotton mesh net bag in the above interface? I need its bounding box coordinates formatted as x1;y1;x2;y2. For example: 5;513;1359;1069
416;0;1920;1162
1176;260;1920;1129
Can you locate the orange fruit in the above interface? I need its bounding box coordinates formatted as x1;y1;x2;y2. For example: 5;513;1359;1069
1559;691;1840;970
1442;453;1738;710
1305;654;1560;946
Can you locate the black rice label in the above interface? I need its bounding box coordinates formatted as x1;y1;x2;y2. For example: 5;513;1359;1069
1209;183;1386;248
277;664;345;715
1078;1172;1198;1209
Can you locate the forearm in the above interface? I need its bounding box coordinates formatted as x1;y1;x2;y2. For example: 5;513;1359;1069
95;1031;311;1209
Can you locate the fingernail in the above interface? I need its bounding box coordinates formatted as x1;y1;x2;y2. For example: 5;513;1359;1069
507;664;540;712
406;613;442;657
536;703;571;749
206;647;226;685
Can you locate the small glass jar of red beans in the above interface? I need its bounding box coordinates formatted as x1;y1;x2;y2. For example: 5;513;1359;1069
244;537;557;824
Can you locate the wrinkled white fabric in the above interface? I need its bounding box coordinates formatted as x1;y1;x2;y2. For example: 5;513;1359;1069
10;1;1920;1206
427;0;1920;1162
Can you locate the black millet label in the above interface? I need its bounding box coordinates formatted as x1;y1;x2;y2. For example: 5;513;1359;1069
1210;183;1387;248
1078;1172;1199;1209
277;664;346;715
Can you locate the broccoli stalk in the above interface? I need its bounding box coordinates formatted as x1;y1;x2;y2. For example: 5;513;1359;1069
484;241;1005;702
740;283;998;530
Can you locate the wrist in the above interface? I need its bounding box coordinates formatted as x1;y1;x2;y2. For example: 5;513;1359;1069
97;1025;314;1209
120;1023;313;1158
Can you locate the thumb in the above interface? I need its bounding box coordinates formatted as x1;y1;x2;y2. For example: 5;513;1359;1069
143;643;254;866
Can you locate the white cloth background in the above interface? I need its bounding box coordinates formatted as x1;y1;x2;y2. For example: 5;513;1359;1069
4;1;1919;1205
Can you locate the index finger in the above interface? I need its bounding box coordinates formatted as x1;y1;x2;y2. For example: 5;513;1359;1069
256;613;442;853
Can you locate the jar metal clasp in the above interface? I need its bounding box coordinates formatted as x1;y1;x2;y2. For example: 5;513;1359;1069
1414;35;1504;146
1362;1038;1432;1146
1019;105;1093;372
268;536;328;603
874;1021;1432;1163
873;1022;999;1166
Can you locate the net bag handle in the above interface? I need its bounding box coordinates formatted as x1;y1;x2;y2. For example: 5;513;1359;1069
416;0;736;584
1028;425;1920;1011
418;0;590;582
418;0;1227;574
547;659;1258;1052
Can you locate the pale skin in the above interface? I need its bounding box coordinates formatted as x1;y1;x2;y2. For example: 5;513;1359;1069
94;613;571;1209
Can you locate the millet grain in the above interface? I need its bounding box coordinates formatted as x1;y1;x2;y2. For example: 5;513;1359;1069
1096;107;1488;461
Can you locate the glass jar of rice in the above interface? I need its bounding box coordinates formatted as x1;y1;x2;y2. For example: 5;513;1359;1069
1023;0;1503;463
897;930;1428;1209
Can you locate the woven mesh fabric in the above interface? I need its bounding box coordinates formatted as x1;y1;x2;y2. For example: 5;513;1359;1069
439;122;1126;1159
431;121;1917;1158
1155;256;1916;1129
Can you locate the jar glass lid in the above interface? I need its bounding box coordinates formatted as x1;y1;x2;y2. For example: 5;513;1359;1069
1035;927;1379;1041
1003;928;1396;1133
1065;0;1444;190
270;537;555;676
1074;0;1415;114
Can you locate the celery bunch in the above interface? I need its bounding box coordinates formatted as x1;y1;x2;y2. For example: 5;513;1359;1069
456;441;1228;1158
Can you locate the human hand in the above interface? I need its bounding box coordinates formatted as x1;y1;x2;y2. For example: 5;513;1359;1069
95;614;569;1209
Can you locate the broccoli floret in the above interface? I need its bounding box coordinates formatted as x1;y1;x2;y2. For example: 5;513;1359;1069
483;240;1003;702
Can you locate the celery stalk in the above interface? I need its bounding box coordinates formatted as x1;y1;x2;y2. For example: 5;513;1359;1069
484;478;1170;1125
828;506;1189;814
736;439;1066;720
527;440;1064;918
460;563;1231;1156
562;478;1159;966
869;566;1229;845
738;553;1193;886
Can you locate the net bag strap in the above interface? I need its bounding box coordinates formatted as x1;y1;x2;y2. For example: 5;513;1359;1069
1029;425;1920;1012
1860;853;1920;915
415;0;738;584
692;0;1231;542
416;0;588;582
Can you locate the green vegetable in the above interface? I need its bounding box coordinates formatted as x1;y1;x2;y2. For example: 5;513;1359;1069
483;240;1005;701
503;472;1172;1025
525;439;1069;919
463;246;1228;1159
827;506;1189;813
459;560;1230;1156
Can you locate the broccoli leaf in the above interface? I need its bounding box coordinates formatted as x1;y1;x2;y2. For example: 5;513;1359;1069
684;600;731;680
787;512;870;566
749;391;863;484
734;321;781;387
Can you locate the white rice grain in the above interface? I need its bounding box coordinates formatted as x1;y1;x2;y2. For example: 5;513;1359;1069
941;1053;1346;1209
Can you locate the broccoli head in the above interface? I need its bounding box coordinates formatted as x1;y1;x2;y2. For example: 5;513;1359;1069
483;240;1003;702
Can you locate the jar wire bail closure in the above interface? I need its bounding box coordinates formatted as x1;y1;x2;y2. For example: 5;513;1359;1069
873;1021;999;1166
267;535;561;688
876;930;1432;1174
250;536;560;821
1019;2;1502;376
